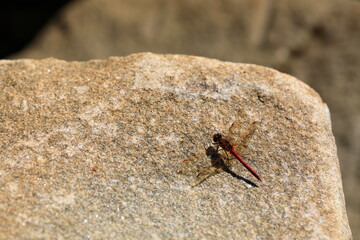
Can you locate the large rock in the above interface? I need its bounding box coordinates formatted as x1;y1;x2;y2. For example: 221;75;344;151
0;53;351;239
10;1;360;235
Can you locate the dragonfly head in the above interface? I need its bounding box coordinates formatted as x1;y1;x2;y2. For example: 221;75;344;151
213;133;223;143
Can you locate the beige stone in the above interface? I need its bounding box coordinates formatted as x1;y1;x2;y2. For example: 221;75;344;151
0;53;351;239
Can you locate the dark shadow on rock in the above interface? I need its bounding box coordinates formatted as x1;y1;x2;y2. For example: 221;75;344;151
200;146;258;187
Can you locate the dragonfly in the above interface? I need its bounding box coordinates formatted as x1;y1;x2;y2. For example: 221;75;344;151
179;115;262;186
213;133;262;182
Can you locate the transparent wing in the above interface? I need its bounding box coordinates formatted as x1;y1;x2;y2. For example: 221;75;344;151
180;146;231;186
178;153;205;176
192;165;223;186
228;109;259;154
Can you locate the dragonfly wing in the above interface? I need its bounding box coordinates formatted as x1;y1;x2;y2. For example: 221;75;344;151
179;154;205;176
192;165;223;186
229;117;259;153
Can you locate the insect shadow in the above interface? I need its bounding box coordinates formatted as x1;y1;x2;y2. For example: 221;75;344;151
192;146;258;187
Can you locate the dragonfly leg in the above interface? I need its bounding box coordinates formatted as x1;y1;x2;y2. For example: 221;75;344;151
214;143;220;152
217;149;230;159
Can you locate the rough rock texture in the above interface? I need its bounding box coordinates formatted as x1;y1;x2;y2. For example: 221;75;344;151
0;53;351;239
9;1;360;236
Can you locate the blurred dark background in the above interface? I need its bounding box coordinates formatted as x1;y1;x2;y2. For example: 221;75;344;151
1;0;359;237
0;0;72;58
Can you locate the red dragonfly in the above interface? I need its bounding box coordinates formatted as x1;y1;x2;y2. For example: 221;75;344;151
213;133;262;182
180;116;262;185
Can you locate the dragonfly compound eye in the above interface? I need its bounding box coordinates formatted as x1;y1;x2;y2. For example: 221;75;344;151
213;133;222;143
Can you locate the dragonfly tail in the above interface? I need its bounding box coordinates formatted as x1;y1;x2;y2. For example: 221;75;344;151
230;150;262;182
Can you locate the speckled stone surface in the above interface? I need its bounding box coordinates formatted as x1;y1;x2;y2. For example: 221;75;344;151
0;53;352;239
